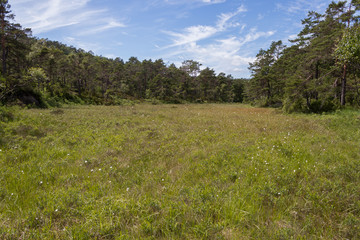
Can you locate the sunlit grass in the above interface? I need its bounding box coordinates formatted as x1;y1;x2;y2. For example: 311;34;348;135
0;104;359;239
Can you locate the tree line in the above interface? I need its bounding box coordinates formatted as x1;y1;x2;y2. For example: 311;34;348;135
0;0;359;113
0;1;245;107
248;0;360;113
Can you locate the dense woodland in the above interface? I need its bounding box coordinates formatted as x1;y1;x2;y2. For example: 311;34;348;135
248;0;360;112
0;0;359;112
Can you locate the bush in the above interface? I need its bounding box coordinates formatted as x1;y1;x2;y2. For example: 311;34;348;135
283;96;307;113
0;106;15;122
308;99;336;114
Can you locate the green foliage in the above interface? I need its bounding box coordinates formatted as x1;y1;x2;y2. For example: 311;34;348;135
0;105;15;122
335;25;360;64
0;2;249;108
247;1;360;113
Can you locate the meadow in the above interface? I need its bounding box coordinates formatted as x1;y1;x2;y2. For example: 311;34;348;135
0;104;359;239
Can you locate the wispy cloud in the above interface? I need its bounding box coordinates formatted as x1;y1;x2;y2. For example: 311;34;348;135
163;0;226;5
78;19;126;36
276;0;331;14
11;0;126;34
64;36;102;52
202;0;226;4
164;5;247;48
164;26;218;47
168;30;275;75
162;6;275;77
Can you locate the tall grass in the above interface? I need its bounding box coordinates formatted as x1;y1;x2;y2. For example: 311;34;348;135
0;104;359;239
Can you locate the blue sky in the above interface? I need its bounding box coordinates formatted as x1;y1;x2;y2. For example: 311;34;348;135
12;0;334;78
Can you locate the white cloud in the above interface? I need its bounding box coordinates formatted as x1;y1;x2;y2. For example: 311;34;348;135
164;31;275;77
64;36;101;52
163;0;226;5
165;25;218;47
217;5;247;30
241;28;275;45
78;19;126;35
162;6;275;77
11;0;126;34
164;5;247;48
165;36;256;77
276;0;331;14
202;0;226;3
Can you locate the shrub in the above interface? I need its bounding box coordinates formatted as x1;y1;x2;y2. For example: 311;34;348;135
0;106;15;122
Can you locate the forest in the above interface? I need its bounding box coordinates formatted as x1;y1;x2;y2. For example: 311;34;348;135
0;0;359;112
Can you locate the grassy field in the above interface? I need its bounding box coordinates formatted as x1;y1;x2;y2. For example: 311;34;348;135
0;104;359;239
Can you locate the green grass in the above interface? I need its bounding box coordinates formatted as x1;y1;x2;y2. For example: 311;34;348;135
0;104;359;239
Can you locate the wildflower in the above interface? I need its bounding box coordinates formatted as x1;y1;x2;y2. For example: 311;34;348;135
110;166;113;169
99;168;102;171
91;169;94;172
55;209;58;212
126;188;130;191
0;149;2;152
85;160;88;163
161;179;164;181
40;181;43;184
293;170;296;173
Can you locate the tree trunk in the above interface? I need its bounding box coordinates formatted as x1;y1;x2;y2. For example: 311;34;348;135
1;14;6;75
341;64;347;106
